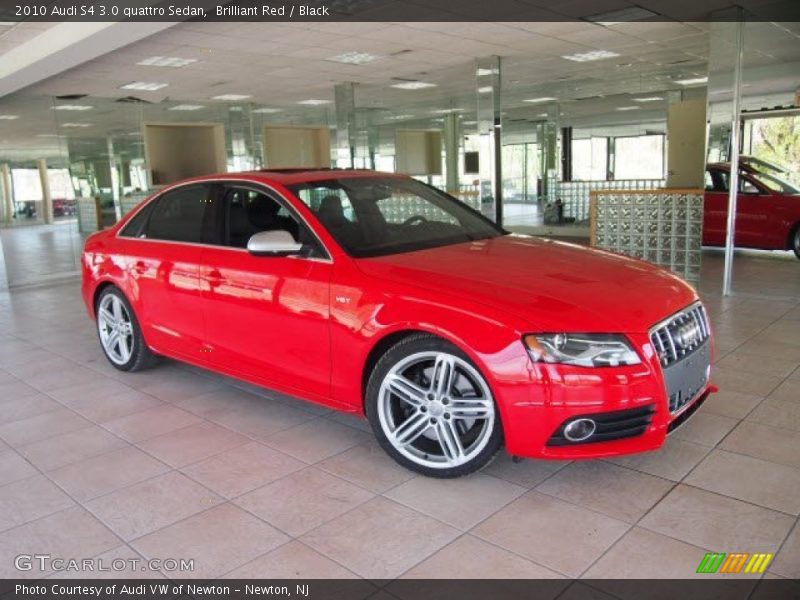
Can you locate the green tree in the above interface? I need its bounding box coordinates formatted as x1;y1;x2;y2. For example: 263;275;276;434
751;115;800;186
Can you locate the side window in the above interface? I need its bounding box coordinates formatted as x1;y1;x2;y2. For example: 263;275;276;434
704;171;714;192
224;188;301;249
145;185;210;243
119;202;154;238
739;177;761;194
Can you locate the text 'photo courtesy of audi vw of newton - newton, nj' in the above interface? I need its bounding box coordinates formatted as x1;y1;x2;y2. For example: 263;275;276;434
82;169;715;478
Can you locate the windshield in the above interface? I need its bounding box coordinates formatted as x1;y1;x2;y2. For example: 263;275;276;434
748;170;800;194
288;176;505;257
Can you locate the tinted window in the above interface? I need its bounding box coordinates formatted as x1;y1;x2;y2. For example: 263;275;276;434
223;188;300;248
119;202;154;238
220;186;327;259
145;185;210;243
289;177;504;258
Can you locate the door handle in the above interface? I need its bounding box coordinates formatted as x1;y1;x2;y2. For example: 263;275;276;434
133;261;147;276
205;269;223;288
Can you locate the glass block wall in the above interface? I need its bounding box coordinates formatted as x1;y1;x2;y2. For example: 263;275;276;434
591;190;704;285
560;179;665;223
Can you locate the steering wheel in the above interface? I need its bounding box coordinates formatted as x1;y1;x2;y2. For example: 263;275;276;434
402;215;429;226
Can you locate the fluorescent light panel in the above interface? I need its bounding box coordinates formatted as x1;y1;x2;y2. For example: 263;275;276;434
169;104;204;111
252;108;283;113
211;94;252;101
616;106;640;111
297;99;331;105
431;108;464;114
562;50;620;62
675;76;708;85
391;81;437;90
53;104;93;111
137;56;197;68
0;115;19;120
120;81;168;91
326;52;380;65
61;123;92;127
632;96;664;102
523;97;556;103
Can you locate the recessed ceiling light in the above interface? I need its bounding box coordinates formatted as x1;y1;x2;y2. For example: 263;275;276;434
169;104;205;111
61;123;92;128
386;114;414;120
120;81;168;91
523;97;557;103
391;81;437;90
431;108;464;114
462;120;477;125
632;96;664;102
326;52;380;65
53;104;93;111
478;86;493;94
476;68;498;76
137;56;197;68
296;99;332;105
0;115;19;120
562;50;621;62
211;94;252;101
536;113;548;118
252;108;283;113
616;106;641;111
675;76;708;86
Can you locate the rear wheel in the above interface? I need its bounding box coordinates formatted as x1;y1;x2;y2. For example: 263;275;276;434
366;334;502;478
791;225;800;260
96;287;157;371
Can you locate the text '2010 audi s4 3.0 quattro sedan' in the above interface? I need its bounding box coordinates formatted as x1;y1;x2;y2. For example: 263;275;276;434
82;169;715;478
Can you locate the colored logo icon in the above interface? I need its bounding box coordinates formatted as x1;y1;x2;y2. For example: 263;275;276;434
696;552;773;574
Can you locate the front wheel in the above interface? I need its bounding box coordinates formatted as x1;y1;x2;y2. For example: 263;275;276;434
96;287;157;371
792;225;800;260
366;334;502;478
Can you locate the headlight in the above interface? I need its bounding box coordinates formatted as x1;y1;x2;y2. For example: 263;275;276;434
523;333;641;367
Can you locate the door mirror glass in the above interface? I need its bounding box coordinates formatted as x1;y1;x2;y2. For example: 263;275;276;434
246;230;303;256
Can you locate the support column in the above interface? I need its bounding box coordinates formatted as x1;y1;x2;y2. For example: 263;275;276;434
722;17;745;297
542;103;560;204
476;56;503;225
107;136;122;222
37;159;54;224
1;164;13;225
334;82;356;169
443;113;460;194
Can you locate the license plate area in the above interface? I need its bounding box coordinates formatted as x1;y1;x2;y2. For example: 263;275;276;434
661;339;711;414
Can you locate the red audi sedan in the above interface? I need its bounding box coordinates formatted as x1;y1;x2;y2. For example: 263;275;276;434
82;169;714;477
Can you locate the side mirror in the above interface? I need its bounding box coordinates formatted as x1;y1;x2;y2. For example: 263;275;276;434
246;230;303;257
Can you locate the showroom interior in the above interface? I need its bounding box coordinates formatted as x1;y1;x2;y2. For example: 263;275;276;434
0;2;799;586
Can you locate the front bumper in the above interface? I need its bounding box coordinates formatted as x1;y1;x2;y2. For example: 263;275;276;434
498;328;714;460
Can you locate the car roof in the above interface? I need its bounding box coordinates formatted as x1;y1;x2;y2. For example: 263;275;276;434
226;168;405;186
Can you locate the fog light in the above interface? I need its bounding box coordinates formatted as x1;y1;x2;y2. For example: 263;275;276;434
563;418;596;442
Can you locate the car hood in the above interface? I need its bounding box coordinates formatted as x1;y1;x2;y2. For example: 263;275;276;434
355;234;697;333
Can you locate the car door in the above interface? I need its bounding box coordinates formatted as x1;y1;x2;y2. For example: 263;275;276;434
703;168;729;246
200;182;333;401
734;174;771;248
118;183;213;360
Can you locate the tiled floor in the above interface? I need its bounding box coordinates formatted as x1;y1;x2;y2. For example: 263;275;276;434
0;249;798;582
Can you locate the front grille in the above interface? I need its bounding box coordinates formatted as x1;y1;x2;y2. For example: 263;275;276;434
650;303;710;368
546;405;655;446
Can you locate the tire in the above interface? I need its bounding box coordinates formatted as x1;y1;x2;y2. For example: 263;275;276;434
791;225;800;260
95;286;158;372
365;333;502;478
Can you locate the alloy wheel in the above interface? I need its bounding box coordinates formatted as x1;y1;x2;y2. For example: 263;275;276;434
377;351;496;470
97;294;135;365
